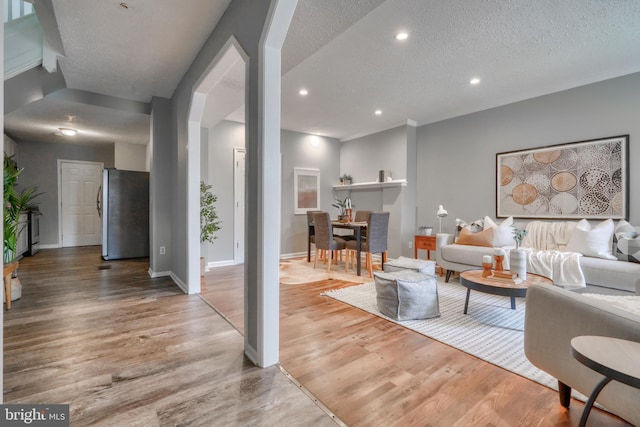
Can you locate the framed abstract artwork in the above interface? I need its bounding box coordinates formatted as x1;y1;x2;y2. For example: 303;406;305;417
496;135;629;219
294;168;320;214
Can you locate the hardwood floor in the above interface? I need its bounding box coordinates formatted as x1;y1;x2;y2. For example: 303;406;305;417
4;248;336;426
202;263;632;427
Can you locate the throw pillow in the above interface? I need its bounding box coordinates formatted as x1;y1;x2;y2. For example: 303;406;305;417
565;219;617;260
483;216;514;247
456;227;494;247
613;219;640;263
454;218;484;240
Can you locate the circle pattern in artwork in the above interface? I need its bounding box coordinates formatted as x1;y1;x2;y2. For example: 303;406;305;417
525;173;550;193
579;168;610;192
580;192;609;215
500;166;514;186
512;183;538;206
612;168;622;189
523;153;549;174
550;149;578;170
551;171;577;192
550;193;579;215
533;150;562;164
611;192;623;215
578;145;611;169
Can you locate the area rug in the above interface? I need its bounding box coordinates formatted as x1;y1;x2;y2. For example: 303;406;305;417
279;257;380;285
322;279;560;392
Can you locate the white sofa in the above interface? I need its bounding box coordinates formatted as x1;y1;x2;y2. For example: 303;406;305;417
435;219;640;294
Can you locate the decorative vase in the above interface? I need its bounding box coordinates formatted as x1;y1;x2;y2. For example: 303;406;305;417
510;248;527;281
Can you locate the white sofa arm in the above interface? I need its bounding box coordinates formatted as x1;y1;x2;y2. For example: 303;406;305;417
435;233;453;265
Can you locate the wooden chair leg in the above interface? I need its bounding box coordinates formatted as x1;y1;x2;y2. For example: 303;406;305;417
344;250;349;272
313;248;319;269
327;251;333;272
367;253;373;278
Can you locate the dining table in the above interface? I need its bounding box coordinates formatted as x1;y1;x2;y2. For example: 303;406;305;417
307;220;368;276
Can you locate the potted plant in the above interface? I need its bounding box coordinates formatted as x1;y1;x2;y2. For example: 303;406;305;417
200;180;221;276
331;196;353;222
4;156;40;264
339;173;353;186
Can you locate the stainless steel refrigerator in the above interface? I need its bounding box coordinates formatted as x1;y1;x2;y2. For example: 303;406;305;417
100;169;150;260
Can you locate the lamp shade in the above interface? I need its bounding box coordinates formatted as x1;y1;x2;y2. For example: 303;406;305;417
436;205;448;218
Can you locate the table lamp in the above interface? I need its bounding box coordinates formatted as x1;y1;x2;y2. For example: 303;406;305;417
436;205;448;233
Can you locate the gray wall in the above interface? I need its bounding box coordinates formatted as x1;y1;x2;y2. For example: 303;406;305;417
281;130;341;256
339;124;416;257
16;139;114;245
340;125;408;183
202;120;246;263
149;96;173;274
416;72;640;234
201;121;341;259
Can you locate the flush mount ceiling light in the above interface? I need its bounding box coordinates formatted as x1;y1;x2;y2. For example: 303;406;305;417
395;32;408;41
375;110;382;115
299;88;308;96
470;77;481;85
59;128;78;136
119;2;129;9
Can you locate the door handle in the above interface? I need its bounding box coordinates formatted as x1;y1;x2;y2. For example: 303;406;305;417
96;185;102;217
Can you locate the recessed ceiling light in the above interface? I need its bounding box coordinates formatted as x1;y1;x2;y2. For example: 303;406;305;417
375;110;382;115
59;128;77;136
470;77;481;85
395;32;408;41
299;89;308;96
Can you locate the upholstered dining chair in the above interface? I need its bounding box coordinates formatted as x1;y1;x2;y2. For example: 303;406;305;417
306;210;322;262
346;212;390;277
341;210;371;241
312;212;347;272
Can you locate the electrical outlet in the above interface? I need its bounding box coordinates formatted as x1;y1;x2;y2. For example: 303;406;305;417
160;246;166;255
408;241;413;248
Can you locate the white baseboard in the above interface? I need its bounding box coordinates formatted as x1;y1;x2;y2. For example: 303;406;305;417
170;272;188;294
40;244;61;249
244;340;258;366
280;251;307;260
207;260;236;269
148;268;171;278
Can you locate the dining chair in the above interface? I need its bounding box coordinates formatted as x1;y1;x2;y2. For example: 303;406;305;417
306;210;323;262
312;212;347;272
341;210;371;241
346;212;389;277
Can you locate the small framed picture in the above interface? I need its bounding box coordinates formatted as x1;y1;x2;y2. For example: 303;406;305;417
294;168;320;214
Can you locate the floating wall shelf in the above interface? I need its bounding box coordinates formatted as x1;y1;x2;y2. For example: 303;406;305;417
332;179;407;191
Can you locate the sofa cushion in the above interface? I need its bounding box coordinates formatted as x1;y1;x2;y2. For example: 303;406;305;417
441;243;498;267
613;219;640;263
456;227;493;247
579;256;640;293
484;216;514;247
566;219;616;260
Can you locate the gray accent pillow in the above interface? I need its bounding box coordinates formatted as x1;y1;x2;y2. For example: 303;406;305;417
613;219;640;263
374;270;440;321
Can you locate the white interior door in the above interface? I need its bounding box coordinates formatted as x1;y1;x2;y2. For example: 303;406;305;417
60;161;103;247
234;148;245;264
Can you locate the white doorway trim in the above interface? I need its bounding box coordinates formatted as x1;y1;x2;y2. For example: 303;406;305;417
187;37;248;295
234;147;246;264
57;159;104;248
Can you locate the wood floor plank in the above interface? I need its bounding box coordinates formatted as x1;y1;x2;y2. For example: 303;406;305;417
202;261;633;427
4;248;336;426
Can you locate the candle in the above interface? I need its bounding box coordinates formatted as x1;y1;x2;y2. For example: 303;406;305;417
494;248;506;256
483;255;492;264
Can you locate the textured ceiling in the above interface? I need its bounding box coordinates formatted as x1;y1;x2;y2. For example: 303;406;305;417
5;0;640;145
280;0;640;140
55;0;233;103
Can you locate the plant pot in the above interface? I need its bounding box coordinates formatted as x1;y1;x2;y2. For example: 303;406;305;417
509;248;527;281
